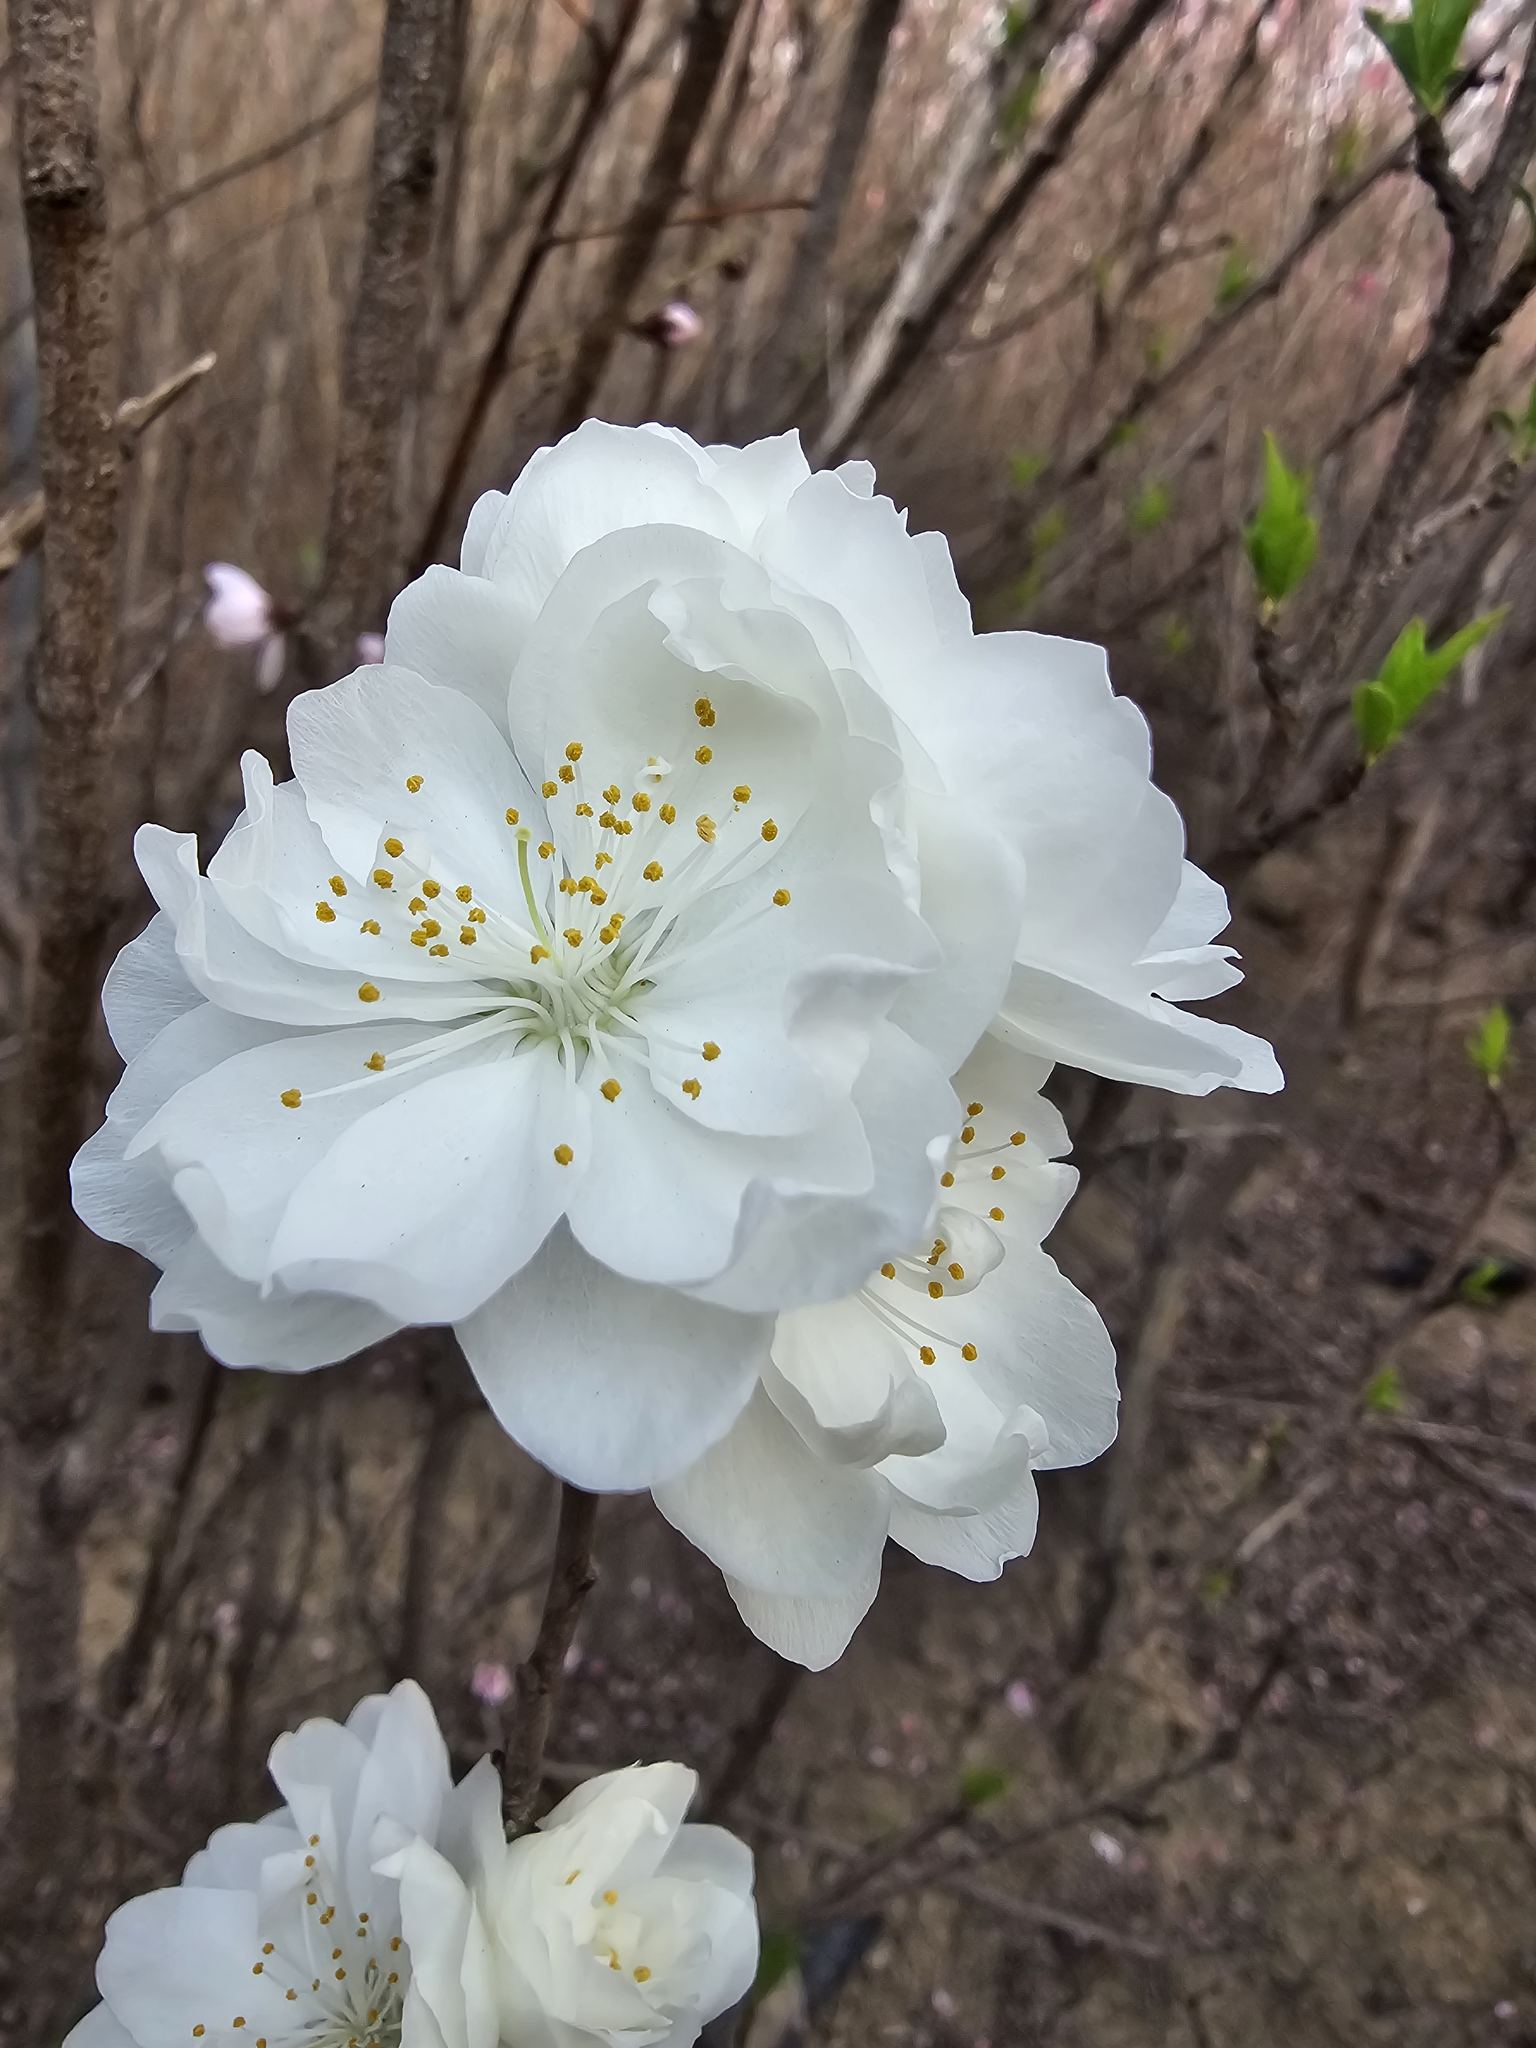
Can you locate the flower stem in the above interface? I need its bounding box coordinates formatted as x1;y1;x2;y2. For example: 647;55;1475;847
500;1480;600;1835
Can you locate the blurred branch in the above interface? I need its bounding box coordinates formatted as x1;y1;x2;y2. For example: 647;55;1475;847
552;0;743;434
545;190;812;248
392;1348;476;1683
1;0;121;1993
500;1482;600;1834
0;351;215;580
823;0;1173;463
413;0;646;573
318;0;457;654
703;1655;802;1821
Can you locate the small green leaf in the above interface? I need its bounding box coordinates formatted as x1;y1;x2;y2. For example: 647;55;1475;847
1200;1567;1234;1609
1008;449;1047;490
1107;419;1142;452
1128;478;1173;534
1490;382;1536;461
1364;0;1480;114
1460;1256;1523;1306
753;1928;801;1999
960;1764;1010;1810
1006;564;1045;616
1467;1002;1512;1088
1159;614;1193;658
1363;1366;1405;1413
1331;117;1364;185
1216;240;1254;308
1001;2;1033;46
1000;71;1042;139
1244;431;1319;606
1351;608;1507;761
1029;504;1068;557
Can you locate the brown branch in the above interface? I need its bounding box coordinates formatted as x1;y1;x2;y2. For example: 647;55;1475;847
318;0;455;655
544;190;812;248
392;1353;476;1683
1;0;121;1995
703;1654;802;1821
0;350;215;580
552;0;742;435
412;0;645;574
500;1482;600;1834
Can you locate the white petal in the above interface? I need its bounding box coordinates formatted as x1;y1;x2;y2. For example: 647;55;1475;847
63;2007;138;2048
385;564;524;735
96;1888;293;2045
724;1575;879;1671
151;1237;401;1370
203;563;272;647
769;1302;944;1464
396;1838;500;2048
181;1819;297;1892
101;914;199;1061
457;1228;771;1491
997;962;1283;1095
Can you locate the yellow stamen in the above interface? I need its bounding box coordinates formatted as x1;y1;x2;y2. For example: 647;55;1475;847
558;764;575;784
456;884;473;903
928;1280;944;1299
772;888;791;906
383;837;404;858
702;1041;720;1061
695;744;712;764
961;1343;979;1361
371;868;393;889
880;1262;896;1279
643;861;664;882
361;917;381;934
531;945;550;963
366;1053;387;1072
940;1171;955;1188
600;1078;622;1102
358;983;381;1003
459;926;476;945
506;807;520;825
422;878;441;898
406;774;424;792
948;1262;965;1281
553;1144;574;1166
542;780;558;799
565;741;584;762
315;903;336;923
280;1089;302;1110
919;1346;936;1366
732;784;751;804
632;792;651;812
329;875;347;896
659;802;676;824
694;696;716;727
682;1078;702;1099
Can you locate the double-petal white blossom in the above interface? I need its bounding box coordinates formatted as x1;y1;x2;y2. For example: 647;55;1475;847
77;422;1276;1506
389;1760;757;2048
66;1682;452;2048
655;1036;1118;1668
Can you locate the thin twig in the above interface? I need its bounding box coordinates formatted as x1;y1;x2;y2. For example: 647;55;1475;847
500;1482;600;1834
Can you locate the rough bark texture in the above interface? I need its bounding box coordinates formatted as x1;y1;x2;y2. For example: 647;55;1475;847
2;0;121;1997
319;0;455;658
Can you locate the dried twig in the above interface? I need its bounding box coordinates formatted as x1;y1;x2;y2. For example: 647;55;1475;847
500;1482;600;1834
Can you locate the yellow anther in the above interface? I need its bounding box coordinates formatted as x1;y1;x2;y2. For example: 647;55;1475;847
419;918;441;936
565;1870;581;1886
732;784;751;804
459;926;477;945
695;744;712;764
575;802;594;817
366;1052;387;1072
600;1078;622;1103
329;875;347;896
252;1964;264;1976
306;1894;317;1907
559;764;576;784
603;1890;618;1906
279;1088;302;1110
634;1967;652;1984
702;1041;720;1061
961;1342;979;1361
538;842;554;860
880;1262;897;1279
467;906;485;923
563;928;583;947
598;810;617;831
760;819;778;841
632;791;651;812
372;868;394;889
991;1165;1006;1181
961;1125;976;1144
455;884;473;903
919;1346;937;1366
542;779;559;798
596;850;613;868
566;741;584;762
948;1262;965;1281
608;1956;621;1973
599;924;617;944
1010;1131;1027;1145
531;944;550;963
559;877;576;896
383;837;404;858
358;983;381;1003
406;774;424;792
696;815;716;843
315;902;336;923
410;930;429;947
772;888;791;906
409;896;427;914
422;877;441;897
334;1971;345;1983
193;2029;206;2037
609;912;624;928
989;1206;1004;1221
614;818;633;836
233;2022;246;2031
967;1100;984;1117
643;861;664;882
928;1280;944;1299
940;1170;955;1188
263;1944;276;1956
429;943;449;957
361;917;382;933
506;807;520;825
553;1144;574;1166
603;784;621;805
589;886;608;906
682;1078;702;1100
694;696;716;726
659;802;676;824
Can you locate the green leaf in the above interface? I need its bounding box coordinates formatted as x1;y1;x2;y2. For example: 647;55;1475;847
1128;478;1173;534
960;1764;1010;1810
1490;381;1536;461
753;1928;801;2000
1331;117;1364;186
1159;614;1193;658
1029;504;1068;557
1244;431;1319;606
1008;449;1047;490
1460;1256;1520;1306
1216;240;1254;308
1000;71;1042;139
1364;0;1480;115
1351;608;1507;761
1001;1;1033;46
1200;1567;1234;1609
1467;1002;1512;1088
1363;1365;1405;1413
1107;419;1142;452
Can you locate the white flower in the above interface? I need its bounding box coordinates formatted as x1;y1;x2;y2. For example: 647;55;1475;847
204;564;287;693
640;301;704;350
389;1760;757;2048
654;1036;1118;1668
66;1682;452;2048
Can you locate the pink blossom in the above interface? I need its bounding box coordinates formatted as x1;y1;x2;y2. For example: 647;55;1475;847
472;1659;513;1706
641;301;704;350
203;563;274;648
357;632;386;665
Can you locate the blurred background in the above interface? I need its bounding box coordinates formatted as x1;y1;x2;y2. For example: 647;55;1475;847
5;0;1536;2041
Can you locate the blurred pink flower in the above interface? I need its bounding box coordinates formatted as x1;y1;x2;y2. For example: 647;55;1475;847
357;632;386;665
202;562;287;693
1004;1679;1036;1719
472;1659;513;1706
640;300;703;350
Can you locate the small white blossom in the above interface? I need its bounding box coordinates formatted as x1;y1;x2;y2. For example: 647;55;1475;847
66;1683;452;2048
389;1760;757;2048
655;1038;1117;1667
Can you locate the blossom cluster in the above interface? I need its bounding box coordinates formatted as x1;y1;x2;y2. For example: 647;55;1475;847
77;423;1278;1666
69;1684;757;2048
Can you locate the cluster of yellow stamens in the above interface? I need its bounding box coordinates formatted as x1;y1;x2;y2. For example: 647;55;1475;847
562;1871;656;1989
